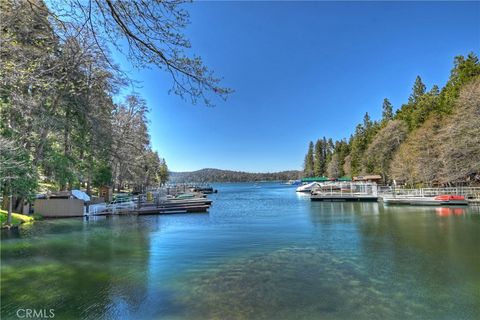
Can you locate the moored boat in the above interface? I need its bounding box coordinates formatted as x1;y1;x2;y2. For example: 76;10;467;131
285;179;301;185
190;185;218;194
381;194;468;206
296;182;320;193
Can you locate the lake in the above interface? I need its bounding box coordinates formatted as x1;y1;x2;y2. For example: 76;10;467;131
1;183;480;319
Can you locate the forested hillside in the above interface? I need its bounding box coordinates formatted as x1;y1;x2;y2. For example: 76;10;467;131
0;1;206;211
169;169;301;183
302;53;480;186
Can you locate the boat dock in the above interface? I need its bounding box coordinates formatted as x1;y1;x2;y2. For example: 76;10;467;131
163;183;217;196
135;197;213;214
378;187;480;205
310;182;378;202
88;188;214;217
311;194;378;202
307;183;480;205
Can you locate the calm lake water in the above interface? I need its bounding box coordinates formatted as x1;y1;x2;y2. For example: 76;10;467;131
1;183;480;319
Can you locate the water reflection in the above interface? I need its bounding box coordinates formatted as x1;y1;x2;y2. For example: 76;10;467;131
1;217;160;319
1;184;480;319
435;207;467;217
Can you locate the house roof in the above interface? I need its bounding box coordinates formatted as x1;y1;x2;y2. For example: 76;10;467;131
353;175;382;181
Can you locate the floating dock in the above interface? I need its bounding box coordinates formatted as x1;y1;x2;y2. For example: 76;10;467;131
311;194;378;202
380;196;468;206
89;195;213;217
136;198;213;214
309;182;379;202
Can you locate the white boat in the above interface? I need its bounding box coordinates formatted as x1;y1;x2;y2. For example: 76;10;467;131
285;179;301;185
381;195;468;206
296;182;320;193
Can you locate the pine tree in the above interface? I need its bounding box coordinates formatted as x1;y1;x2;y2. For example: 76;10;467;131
382;98;394;122
408;76;426;104
363;112;373;131
158;158;169;186
303;141;315;177
313;139;323;177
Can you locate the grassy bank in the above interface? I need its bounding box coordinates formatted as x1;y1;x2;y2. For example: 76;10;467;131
1;209;34;227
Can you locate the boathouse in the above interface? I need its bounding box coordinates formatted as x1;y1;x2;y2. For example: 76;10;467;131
34;190;90;218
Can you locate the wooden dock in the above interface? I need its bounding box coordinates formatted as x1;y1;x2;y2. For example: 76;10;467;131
91;196;213;217
136;198;213;214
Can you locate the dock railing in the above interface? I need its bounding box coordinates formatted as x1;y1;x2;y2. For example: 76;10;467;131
378;187;480;200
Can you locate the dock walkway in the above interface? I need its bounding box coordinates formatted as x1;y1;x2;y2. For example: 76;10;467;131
378;187;480;205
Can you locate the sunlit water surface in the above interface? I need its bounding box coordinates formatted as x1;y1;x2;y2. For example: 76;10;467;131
2;183;480;319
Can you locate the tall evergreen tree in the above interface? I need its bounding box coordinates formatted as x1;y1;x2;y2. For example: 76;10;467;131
363;112;373;131
438;53;480;114
303;141;315;177
408;76;426;104
382;98;394;122
313;139;323;177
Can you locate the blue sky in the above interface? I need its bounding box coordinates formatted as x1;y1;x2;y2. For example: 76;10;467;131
114;1;480;172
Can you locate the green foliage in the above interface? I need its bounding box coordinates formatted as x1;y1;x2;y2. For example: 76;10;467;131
93;164;113;188
169;169;301;183
0;209;34;226
0;137;38;200
438;53;480;114
302;53;480;185
408;76;426;104
303;141;315;177
0;1;170;197
158;158;169;186
313;138;331;177
43;149;77;190
382;98;393;123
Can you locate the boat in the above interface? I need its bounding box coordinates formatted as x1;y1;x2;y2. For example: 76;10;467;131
174;193;197;199
285;179;301;185
296;182;320;193
381;194;468;206
190;186;218;194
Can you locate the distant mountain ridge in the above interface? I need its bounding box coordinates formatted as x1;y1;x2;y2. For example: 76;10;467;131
168;168;302;183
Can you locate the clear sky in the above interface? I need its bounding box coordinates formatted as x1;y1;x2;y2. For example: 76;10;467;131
114;1;480;173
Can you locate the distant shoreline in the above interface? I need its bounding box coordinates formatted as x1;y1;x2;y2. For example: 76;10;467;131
169;168;301;183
